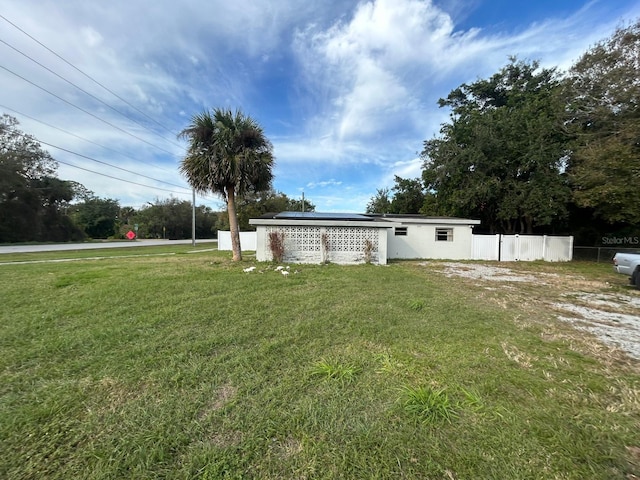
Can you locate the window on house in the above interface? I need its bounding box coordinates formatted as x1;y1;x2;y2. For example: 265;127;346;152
435;228;453;241
395;227;408;236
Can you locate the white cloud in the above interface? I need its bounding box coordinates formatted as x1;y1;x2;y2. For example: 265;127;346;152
391;158;423;181
293;0;484;143
306;179;343;189
293;0;640;152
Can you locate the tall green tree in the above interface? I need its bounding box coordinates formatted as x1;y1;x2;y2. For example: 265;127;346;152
563;20;640;225
133;198;218;239
71;197;120;239
0;114;84;242
179;108;274;261
421;59;571;233
365;178;425;215
225;189;314;231
390;176;425;214
366;187;392;214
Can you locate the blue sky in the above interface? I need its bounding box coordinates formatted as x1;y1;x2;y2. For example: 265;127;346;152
2;0;639;212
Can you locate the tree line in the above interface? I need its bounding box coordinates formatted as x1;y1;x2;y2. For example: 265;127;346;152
367;21;640;245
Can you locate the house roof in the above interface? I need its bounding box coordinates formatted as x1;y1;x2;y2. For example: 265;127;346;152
367;214;482;225
249;211;481;228
273;211;374;221
250;211;398;228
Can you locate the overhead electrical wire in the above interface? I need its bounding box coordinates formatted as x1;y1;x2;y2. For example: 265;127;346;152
1;108;222;205
55;158;191;196
36;139;192;191
46;141;222;205
0;104;177;174
0;38;185;150
3;125;189;193
0;15;223;206
0;64;179;157
0;13;180;138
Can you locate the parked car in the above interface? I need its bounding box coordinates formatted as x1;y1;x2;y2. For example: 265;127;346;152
612;252;640;289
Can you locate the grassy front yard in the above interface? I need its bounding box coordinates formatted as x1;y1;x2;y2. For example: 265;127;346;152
1;246;638;479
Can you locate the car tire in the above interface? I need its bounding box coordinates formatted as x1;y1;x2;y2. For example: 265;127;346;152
635;268;640;290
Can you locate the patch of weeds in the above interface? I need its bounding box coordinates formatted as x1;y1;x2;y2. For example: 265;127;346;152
460;386;485;413
310;359;361;383
375;352;404;374
400;385;457;424
408;299;425;312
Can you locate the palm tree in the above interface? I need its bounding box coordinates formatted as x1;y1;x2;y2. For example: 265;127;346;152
179;108;274;261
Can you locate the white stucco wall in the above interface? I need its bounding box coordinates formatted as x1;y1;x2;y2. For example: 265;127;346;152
217;231;257;251
387;223;475;260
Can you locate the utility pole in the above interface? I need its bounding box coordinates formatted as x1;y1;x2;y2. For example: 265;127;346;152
191;189;196;247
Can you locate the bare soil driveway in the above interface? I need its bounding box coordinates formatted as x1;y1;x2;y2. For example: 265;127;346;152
429;262;640;362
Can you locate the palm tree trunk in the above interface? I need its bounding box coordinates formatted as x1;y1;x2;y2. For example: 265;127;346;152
226;186;242;261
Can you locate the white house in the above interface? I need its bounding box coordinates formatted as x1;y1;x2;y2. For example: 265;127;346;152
249;212;481;264
381;214;481;260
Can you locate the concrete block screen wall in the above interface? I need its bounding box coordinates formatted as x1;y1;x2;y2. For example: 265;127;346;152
255;225;389;264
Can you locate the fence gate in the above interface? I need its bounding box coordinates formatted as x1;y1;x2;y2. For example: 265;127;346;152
472;234;573;262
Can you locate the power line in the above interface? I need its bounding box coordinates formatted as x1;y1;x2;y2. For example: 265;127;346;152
0;13;180;139
54;157;191;195
0;64;178;157
36;139;191;192
3;125;190;195
0;38;185;150
2;108;223;205
40;138;223;205
0;104;176;174
0;15;227;206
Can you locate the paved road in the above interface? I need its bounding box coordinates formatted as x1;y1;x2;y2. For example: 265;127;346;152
0;239;217;254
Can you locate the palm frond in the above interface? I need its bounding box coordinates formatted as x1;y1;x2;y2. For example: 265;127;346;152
178;107;274;199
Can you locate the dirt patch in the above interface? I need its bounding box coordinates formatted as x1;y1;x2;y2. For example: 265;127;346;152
207;430;244;448
270;436;304;459
436;262;640;361
198;383;238;420
553;303;640;360
439;262;538;283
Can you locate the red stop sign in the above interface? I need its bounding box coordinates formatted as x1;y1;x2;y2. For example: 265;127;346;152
126;230;136;240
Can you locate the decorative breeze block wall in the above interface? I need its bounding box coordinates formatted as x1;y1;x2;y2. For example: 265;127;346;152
266;226;381;264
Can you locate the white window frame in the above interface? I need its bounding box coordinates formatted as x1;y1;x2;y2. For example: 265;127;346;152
435;228;453;242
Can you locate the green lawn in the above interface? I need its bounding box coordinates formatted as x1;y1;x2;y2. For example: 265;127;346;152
1;247;638;479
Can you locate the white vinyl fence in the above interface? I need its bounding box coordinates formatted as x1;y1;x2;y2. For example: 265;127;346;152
217;231;257;251
472;234;573;262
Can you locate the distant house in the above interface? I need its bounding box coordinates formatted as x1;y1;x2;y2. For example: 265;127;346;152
249;212;481;265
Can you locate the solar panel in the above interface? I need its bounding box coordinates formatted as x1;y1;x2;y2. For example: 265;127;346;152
274;211;373;221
